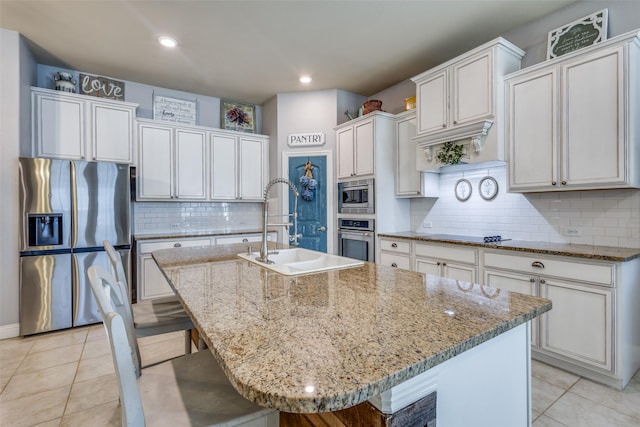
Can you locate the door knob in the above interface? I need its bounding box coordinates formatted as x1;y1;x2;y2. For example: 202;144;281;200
318;226;326;232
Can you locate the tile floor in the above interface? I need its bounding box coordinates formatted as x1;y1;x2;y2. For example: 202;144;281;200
1;325;639;426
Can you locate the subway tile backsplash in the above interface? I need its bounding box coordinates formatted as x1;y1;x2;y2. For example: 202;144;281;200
133;201;262;234
410;166;640;249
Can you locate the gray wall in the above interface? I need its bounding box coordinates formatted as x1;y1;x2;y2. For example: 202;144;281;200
1;29;36;337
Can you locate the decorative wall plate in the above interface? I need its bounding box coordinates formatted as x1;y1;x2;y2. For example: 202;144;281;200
479;176;498;200
454;178;472;201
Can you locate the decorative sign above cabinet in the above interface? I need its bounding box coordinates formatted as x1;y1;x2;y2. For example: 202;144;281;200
79;73;125;100
153;94;197;126
547;9;608;59
287;132;325;147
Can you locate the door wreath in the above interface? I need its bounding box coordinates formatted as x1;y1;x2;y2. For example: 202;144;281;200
299;160;317;201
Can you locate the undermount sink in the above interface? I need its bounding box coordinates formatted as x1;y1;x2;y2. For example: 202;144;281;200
237;248;364;276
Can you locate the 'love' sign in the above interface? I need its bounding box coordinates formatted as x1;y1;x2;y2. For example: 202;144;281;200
79;74;125;100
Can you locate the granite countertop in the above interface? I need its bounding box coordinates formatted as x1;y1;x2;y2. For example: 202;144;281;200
378;231;640;262
133;229;265;241
153;243;551;413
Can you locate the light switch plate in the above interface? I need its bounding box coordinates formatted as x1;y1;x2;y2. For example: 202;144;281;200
562;226;582;237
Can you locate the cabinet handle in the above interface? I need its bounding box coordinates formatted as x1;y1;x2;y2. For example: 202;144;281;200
453;120;458;125
540;278;546;284
174;243;182;248
442;262;447;267
551;181;557;186
242;238;249;243
391;263;398;268
561;181;567;185
391;243;398;248
529;278;535;283
436;262;441;266
531;261;544;269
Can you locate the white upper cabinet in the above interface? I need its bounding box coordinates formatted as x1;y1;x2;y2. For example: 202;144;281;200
31;87;137;163
411;38;524;170
137;121;207;200
211;132;267;201
506;30;640;192
336;117;375;179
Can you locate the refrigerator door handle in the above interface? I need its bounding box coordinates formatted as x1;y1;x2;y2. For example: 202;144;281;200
70;161;78;248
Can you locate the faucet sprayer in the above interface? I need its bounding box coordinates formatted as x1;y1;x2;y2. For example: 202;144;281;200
258;178;301;263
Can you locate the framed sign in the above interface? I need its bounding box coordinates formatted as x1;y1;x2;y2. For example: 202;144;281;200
79;73;125;100
547;9;608;60
153;94;197;126
221;100;255;133
288;132;325;147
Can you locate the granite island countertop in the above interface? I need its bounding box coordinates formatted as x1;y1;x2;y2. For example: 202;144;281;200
152;243;551;413
378;231;640;262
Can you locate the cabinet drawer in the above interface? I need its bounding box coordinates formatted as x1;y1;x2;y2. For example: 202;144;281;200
484;252;614;286
139;238;211;254
379;239;411;254
379;253;411;270
215;234;274;245
414;243;477;264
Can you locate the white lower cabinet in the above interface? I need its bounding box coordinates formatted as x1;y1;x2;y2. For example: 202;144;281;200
378;238;411;269
414;242;477;283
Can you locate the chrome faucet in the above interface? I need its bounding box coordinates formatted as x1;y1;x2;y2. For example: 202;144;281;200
258;178;301;264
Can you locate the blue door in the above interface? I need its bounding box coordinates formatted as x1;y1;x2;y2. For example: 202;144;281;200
288;155;327;253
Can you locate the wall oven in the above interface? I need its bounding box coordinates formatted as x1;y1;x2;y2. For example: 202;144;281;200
338;179;374;214
337;218;375;262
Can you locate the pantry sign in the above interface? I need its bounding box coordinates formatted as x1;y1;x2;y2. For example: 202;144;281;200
288;132;325;147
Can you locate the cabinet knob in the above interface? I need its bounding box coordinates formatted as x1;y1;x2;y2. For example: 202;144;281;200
531;261;544;269
391;263;398;268
540;279;546;284
442;262;447;267
442;124;446;128
529;278;536;283
174;243;182;248
561;181;567;185
453;121;458;125
391;243;398;248
436;262;441;266
242;238;249;243
551;181;557;186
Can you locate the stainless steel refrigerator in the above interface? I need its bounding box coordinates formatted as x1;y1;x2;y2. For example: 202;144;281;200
18;157;131;335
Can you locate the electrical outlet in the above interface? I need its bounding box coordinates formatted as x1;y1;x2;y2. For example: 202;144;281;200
170;223;180;228
562;226;582;237
422;220;432;228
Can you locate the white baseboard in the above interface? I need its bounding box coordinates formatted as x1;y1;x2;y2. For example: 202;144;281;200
0;323;20;340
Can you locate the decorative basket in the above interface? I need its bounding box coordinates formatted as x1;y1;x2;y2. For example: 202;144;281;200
362;100;382;115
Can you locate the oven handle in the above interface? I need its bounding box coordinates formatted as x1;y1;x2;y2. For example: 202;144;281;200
338;230;373;238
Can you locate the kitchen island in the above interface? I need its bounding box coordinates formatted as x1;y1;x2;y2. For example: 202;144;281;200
153;243;551;426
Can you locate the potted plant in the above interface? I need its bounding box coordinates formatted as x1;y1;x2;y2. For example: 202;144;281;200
436;142;464;165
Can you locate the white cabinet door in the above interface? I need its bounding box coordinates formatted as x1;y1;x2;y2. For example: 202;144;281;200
138;123;173;199
540;278;613;372
139;253;174;300
91;102;134;163
507;68;558;191
354;119;375;176
175;128;207;199
484;268;539;347
239;136;266;200
443;262;477;284
380;252;411;270
33;92;85;159
337;127;355;179
562;46;626;187
415;258;441;277
416;71;448;134
211;134;238;200
452;50;493;125
395;112;421;196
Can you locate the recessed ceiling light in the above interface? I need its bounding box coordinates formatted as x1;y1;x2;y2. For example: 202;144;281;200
299;76;312;84
158;36;178;48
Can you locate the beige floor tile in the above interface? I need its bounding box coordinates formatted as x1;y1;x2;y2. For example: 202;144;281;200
75;354;114;383
569;374;640;420
532;360;580;390
533;414;568;426
545;391;640;427
0;386;70;427
0;338;34;362
86;324;106;342
1;356;24;381
139;335;185;367
28;329;87;354
16;344;83;374
65;374;119;415
59;400;121;427
137;330;184;346
532;377;566;418
81;337;111;360
33;419;61;426
0;362;76;403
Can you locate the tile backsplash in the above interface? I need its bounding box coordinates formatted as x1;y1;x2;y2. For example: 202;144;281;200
133;201;263;234
410;166;640;249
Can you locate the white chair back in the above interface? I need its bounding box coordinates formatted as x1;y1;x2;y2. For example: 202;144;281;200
88;265;142;377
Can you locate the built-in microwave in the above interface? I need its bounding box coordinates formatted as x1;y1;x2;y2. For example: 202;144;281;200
338;179;374;214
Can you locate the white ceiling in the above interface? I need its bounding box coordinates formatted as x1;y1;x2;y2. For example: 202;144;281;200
1;0;576;105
